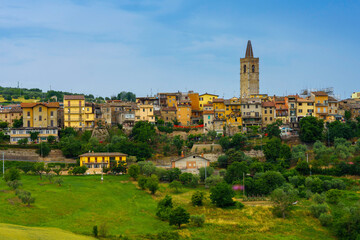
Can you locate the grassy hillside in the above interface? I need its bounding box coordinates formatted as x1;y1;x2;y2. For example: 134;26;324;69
0;223;95;240
0;175;336;239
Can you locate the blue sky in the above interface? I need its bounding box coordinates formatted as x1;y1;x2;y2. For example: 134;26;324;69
0;0;359;99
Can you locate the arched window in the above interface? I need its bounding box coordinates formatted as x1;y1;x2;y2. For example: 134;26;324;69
243;65;246;73
252;65;255;73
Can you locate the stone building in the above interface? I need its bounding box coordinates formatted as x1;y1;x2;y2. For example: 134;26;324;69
171;154;210;174
240;40;259;98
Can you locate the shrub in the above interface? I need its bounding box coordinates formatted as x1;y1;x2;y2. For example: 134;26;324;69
166;168;181;182
169;180;182;193
199;166;214;182
326;189;342;204
205;175;223;188
271;187;298;219
4;168;21;182
53;168;62;176
210;182;235;208
157;231;180;240
146;175;159;194
179;173;193;185
54;178;63;186
18;190;35;206
312;193;326;204
169;206;190;229
236;201;245;209
138;176;148;190
190;214;205;227
71;166;88;175
319;213;332;226
156;195;173;221
191;191;204;206
189;174;199;188
310;204;328;218
93;225;98;237
98;223;108;237
7;180;22;190
35;142;51;157
128;164;140;180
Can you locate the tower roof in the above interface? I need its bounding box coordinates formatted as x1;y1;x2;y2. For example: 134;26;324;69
245;40;253;58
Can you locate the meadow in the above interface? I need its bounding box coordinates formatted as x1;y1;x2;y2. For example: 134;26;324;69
0;174;337;239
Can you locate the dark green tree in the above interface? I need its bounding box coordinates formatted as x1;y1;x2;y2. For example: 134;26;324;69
210;182;235;208
131;121;156;143
264;120;282;138
36;142;51;157
299;116;324;143
169;206;190;229
263;138;291;164
224;162;249;184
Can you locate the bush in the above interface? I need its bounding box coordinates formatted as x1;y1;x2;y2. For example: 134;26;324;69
179;173;193;185
310;204;328;218
199;166;214;182
4;168;21;182
189;174;199;188
93;225;98;237
191;191;204;206
236;201;245;209
210;182;235;208
54;178;63;186
156;195;173;221
146;175;159;194
312;193;326;204
319;213;332;226
128;164;140;180
138;176;148;190
157;231;180;240
35;142;51;157
166;168;181;182
169;180;182;193
169;206;190;229
7;180;22;190
71;166;88;175
17;190;35;206
326;189;342;204
205;175;223;188
190;214;205;227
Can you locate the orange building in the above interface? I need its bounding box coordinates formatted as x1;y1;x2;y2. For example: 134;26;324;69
177;103;191;126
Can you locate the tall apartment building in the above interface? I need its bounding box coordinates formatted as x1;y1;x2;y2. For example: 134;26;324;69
63;95;94;129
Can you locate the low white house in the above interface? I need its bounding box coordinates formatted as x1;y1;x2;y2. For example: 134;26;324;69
171;154;210;174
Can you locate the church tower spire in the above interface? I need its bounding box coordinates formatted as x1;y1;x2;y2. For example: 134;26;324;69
240;40;259;98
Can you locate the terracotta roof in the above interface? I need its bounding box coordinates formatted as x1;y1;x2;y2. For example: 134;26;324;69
262;101;275;107
245;40;254;58
9;106;22;113
79;152;127;157
212;98;224;103
203;110;214;114
21;102;60;108
297;98;313;103
328;96;338;102
172;154;210;162
312;91;328;96
64;95;85;100
161;107;177;111
199;93;218;97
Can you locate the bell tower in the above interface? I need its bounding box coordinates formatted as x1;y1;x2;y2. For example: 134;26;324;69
240;40;259;98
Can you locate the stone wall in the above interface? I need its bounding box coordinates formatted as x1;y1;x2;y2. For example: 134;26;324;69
2;148;75;162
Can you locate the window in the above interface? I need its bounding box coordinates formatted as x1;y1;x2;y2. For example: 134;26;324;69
299;103;302;106
270;110;272;114
51;111;53;117
39;116;42;121
252;65;255;73
79;101;82;107
150;109;152;112
39;107;42;112
27;111;30;117
265;110;267;114
298;109;303;113
68;101;70;106
51;120;54;127
143;109;145;112
243;65;246;73
255;105;258;109
27;121;30;127
265;117;267;121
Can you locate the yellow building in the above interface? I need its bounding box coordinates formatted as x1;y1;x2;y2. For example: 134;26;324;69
310;91;328;120
351;92;360;99
21;102;59;128
0;106;22;126
199;93;218;110
64;95;95;129
225;97;242;127
213;98;225;119
177;103;191;126
135;104;155;123
10;127;59;144
166;94;177;107
296;98;314;121
79;152;127;174
261;101;276;127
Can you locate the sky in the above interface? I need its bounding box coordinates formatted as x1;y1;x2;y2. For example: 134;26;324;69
0;0;359;99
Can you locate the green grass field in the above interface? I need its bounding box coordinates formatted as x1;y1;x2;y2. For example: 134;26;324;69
0;175;336;239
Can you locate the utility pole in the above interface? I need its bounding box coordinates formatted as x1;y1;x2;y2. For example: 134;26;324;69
2;152;4;178
307;152;311;176
243;172;245;198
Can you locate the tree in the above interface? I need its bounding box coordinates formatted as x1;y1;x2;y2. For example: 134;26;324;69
138;176;148;190
17;138;28;145
32;162;45;179
131;121;156;143
299;116;324;143
191;191;205;206
47;135;56;144
263;138;291;164
128;164;140;180
0;121;9;129
179;173;193;185
146;175;159;194
271;187;298;219
344;110;351;121
224;162;249;184
169;206;190;229
219;136;231;151
205;175;223;188
291;144;307;162
230;133;247;150
30;131;40;142
4;168;21;182
296;160;310;175
17;190;35;206
169;180;182;193
156;195;173;221
217;155;229;168
326;189;342;204
166;168;181;182
199;166;214;182
12;117;23;128
264;120;282;138
36;142;51;157
210;182;235;208
172;136;183;152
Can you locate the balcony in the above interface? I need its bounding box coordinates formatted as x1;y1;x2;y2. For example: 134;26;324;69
315;103;328;107
242;112;261;119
